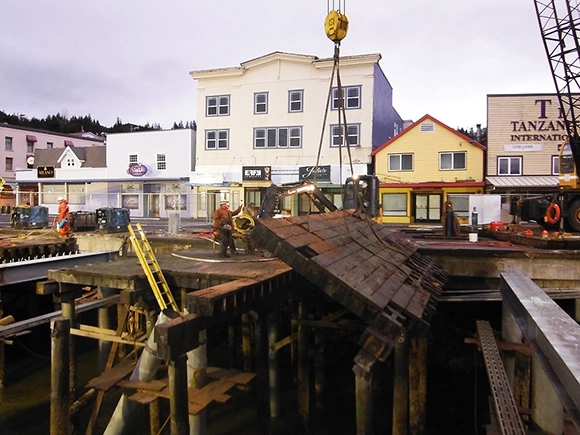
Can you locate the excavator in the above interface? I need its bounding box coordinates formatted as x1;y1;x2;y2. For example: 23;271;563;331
256;175;380;219
518;0;580;231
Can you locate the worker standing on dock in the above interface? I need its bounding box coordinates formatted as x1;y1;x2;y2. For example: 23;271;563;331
213;200;242;257
57;196;70;237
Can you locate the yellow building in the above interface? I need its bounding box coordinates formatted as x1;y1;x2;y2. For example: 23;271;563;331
372;114;485;224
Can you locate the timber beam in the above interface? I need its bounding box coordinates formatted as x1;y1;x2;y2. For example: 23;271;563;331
154;313;206;361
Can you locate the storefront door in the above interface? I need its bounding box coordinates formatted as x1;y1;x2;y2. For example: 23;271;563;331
414;193;442;223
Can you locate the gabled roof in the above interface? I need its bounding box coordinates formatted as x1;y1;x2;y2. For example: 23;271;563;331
34;146;107;168
371;114;486;156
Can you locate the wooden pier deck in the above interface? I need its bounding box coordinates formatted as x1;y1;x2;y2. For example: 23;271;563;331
250;210;448;360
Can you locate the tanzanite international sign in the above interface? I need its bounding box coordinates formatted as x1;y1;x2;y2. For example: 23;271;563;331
242;166;271;181
127;163;148;177
299;165;331;182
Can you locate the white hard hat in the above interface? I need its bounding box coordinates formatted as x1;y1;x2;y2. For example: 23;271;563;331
57;196;65;201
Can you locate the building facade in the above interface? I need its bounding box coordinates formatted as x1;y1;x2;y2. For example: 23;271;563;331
486;94;566;194
189;51;403;218
372;115;485;224
15;129;196;218
1;123;104;209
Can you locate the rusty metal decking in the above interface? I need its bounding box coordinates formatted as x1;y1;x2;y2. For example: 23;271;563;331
250;210;448;343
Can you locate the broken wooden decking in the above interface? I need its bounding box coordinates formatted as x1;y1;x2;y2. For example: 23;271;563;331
250;210;448;359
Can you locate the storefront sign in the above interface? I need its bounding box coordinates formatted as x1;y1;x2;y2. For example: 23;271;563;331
127;163;148;177
37;166;55;178
299;165;331;182
242;166;271;181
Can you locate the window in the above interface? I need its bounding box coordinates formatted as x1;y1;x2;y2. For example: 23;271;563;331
206;129;229;150
254;127;302;148
330;124;360;147
289;90;303;112
552;155;559;175
65;157;76;167
157;154;167;170
440;152;466;170
389;153;414;171
498;156;522;175
206;95;230;116
382;193;407;216
332;85;361;110
420;123;435;132
47;142;53;149
27;141;34;153
5;157;13;171
5;137;12;151
254;92;268;114
129;154;138;163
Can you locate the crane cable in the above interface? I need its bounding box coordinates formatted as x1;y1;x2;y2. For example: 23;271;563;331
313;4;353;188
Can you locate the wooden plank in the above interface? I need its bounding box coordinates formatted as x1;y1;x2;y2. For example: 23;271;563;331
86;356;137;390
405;287;433;320
128;391;160;405
312;241;361;268
325;247;374;277
285;232;323;249
117;379;167;392
206;367;256;385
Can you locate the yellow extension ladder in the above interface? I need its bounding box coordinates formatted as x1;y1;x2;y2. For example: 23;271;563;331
127;223;179;312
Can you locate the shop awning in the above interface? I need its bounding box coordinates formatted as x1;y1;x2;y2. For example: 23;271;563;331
26;135;37;142
486;176;558;188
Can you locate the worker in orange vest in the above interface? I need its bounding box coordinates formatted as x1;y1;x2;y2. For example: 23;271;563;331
57;196;70;237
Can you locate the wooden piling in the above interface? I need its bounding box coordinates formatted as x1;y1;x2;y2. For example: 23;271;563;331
409;336;427;434
50;318;71;435
189;329;208;434
0;340;4;390
314;324;325;413
353;356;374;435
268;310;280;419
168;354;190;435
149;399;161;435
297;300;309;423
60;292;77;398
242;313;252;372
392;332;408;435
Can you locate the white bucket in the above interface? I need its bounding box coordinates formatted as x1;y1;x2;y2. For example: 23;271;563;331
469;233;478;243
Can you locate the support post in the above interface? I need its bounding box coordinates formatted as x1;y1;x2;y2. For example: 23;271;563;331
531;355;563;434
0;340;4;390
242;313;252;372
353;349;376;435
392;332;408;435
408;336;427;434
168;354;190;435
188;329;208;434
60;289;77;398
149;399;161;435
97;287;113;374
268;310;280;420
297;300;310;425
50;318;71;435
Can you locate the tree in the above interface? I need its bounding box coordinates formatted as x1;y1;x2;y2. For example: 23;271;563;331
457;125;487;147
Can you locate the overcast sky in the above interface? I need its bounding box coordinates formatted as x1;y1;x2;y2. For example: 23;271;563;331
0;1;556;131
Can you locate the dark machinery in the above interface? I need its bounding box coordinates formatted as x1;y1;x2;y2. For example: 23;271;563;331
519;1;580;231
96;207;131;233
257;175;380;219
10;205;49;229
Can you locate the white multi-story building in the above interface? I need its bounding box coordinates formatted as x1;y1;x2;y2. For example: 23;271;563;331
189;51;403;218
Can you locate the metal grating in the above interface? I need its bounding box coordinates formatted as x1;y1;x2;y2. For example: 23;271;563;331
476;320;526;435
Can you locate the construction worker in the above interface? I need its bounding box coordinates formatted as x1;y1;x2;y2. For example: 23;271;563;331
57;196;70;237
212;200;242;257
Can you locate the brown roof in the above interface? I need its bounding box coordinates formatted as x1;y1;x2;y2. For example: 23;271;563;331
34;146;107;168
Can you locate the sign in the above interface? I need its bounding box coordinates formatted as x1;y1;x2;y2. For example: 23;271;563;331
242;166;271;181
37;166;55;178
127;163;148;177
299;165;331;182
504;144;542;152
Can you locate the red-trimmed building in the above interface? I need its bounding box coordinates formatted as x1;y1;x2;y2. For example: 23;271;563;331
372;114;486;224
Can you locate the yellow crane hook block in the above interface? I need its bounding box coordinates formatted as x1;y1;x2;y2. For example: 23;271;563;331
325;10;349;42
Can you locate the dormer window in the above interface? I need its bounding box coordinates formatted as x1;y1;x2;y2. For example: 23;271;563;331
66;157;76;167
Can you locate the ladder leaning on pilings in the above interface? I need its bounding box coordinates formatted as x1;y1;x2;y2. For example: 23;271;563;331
127;223;179;312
